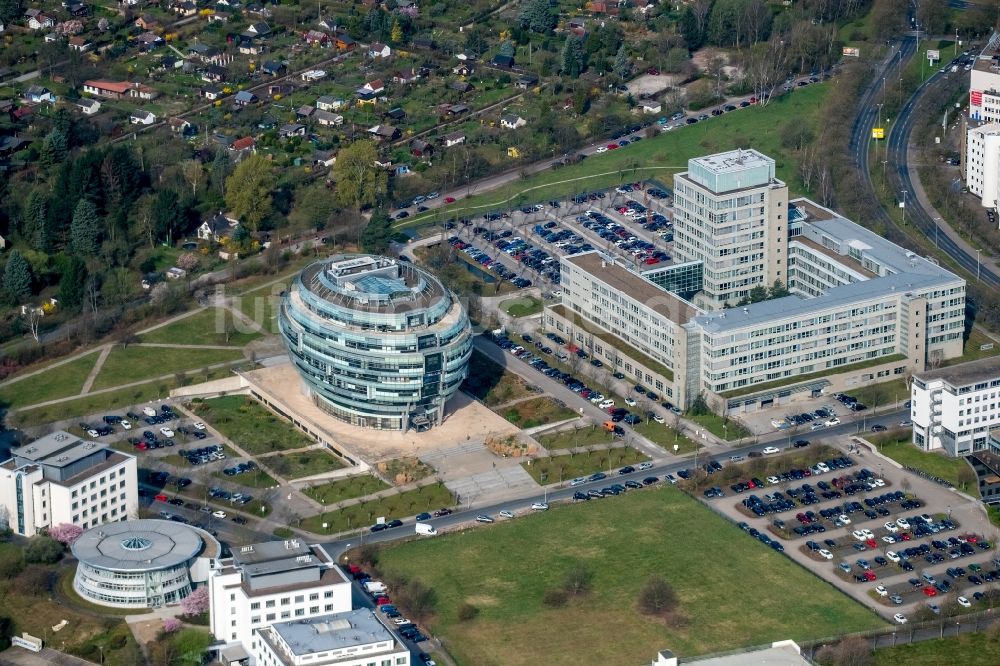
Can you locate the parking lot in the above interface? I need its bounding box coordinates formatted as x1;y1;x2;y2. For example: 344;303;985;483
698;440;998;623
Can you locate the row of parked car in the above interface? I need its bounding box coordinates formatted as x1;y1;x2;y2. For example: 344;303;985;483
446;235;535;288
223;461;258;476
574;210;670;266
181;444;226;466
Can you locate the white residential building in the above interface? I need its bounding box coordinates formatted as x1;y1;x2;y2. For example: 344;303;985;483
253;610;409;666
209;540;352;649
966;122;1000;210
672;149;789;310
0;431;138;537
910;355;1000;457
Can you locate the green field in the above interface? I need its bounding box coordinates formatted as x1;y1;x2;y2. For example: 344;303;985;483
500;296;543;318
501;396;577;428
212;467;279;489
874;630;1000;666
536;426;615;450
686;411;752;441
941;328;1000;367
399;84;831;229
870;431;977;492
303;475;391;505
189;395;316;455
522;446;650;484
0;351;98;408
140;308;262;346
376;488;883;666
462;351;538;407
260;448;345;480
849;378;909;410
92;346;246;390
300;482;455;534
631;420;701;454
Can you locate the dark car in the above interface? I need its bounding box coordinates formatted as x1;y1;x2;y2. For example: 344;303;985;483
432;508;453;517
415;512;432;521
618;466;635;475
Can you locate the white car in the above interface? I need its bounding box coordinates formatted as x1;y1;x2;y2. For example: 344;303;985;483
160;427;175;437
882;535;897;544
212;510;226;519
499;510;515;519
825;417;841;426
838;514;851;525
595;146;608;153
958;596;971;608
886;551;900;563
570;477;587;487
893;613;908;624
884;521;899;533
120;420;132;430
761;446;780;455
817;549;834;560
652;414;665;424
193;422;207;430
638;462;654;471
810;422;826;431
816;462;830;473
852;530;868;541
87;429;100;438
861;528;875;539
895;518;910;530
875;585;888;597
599;399;615;409
899;420;912;427
531;502;549;511
766;476;780;485
625;397;637;407
392;617;411;625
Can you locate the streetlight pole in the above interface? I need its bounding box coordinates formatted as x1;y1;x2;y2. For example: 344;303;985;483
977;248;982;282
900;190;908;226
933;217;941;249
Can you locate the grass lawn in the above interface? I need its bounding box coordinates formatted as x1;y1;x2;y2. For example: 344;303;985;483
189;395;316;455
500;295;543;318
140;308;262;346
92;346;246;390
211;467;279;489
399;84;831;229
234;283;282;335
501;396;577;428
536;426;615;450
940;328;1000;367
11;365;240;427
0;351;98;408
522;446;651;484
300;482;455;534
631;420;701;454
873;631;1000;666
870;430;977;493
375;488;883;666
304;474;391;504
461;351;538;407
849;378;910;410
260;448;345;480
686;411;751;441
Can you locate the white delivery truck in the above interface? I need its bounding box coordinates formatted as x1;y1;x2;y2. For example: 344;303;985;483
415;523;437;536
363;580;387;595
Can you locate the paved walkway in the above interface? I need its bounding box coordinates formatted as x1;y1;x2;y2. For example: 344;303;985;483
79;345;111;394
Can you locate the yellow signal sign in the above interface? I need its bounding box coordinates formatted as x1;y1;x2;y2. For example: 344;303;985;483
872;127;885;140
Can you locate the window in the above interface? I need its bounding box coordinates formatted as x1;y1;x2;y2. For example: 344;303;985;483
280;597;290;606
251;602;260;610
266;600;275;608
280;611;291;619
309;593;319;601
294;595;304;603
266;613;275;621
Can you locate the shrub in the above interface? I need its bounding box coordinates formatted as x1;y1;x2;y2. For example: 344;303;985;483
179;587;209;616
638;576;678;617
163;618;182;633
456;603;478;621
24;536;63;564
16;565;51;595
49;523;84;545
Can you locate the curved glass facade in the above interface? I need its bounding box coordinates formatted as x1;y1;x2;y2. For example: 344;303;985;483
279;255;473;430
74;561;193;608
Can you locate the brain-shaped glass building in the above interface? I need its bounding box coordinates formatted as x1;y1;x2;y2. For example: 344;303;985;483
279;255;473;431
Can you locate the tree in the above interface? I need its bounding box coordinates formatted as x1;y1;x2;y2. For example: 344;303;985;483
162;618;182;633
332;141;388;209
49;523;84;545
916;0;948;35
20;190;49;250
179;586;210;616
814;636;873;666
390;18;403;43
70;199;101;256
3;250;33;302
768;279;789;299
563;561;592;596
152;189;184;246
561;35;586;76
40;129;68;168
24;535;64;564
59;256;87;310
957;464;977;491
225;153;275;232
638;575;678;616
613;44;630;81
519;0;556;34
678;7;703;50
360;211;394;254
397;579;435;622
181;159;206;198
0;0;21;24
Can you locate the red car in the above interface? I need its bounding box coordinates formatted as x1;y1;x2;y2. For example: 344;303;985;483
375;597;392;605
444;196;456;204
900;533;912;541
866;539;878;549
749;96;758;104
863;571;877;581
155;494;168;502
607;143;619;150
966;534;979;543
923;586;938;597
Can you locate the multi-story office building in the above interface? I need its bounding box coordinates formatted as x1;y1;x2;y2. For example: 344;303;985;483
0;431;138;537
910;355;1000;457
279;255;473;431
672;149;788;310
965;122;1000;209
546;150;966;414
969;33;1000;123
253;611;410;666
209;539;352;648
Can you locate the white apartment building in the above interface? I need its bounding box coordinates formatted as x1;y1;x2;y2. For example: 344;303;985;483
910;355;1000;457
965;123;1000;209
672;149;789;310
545;152;966;414
969;34;1000;123
209;539;352;650
0;431;138;537
254;610;409;666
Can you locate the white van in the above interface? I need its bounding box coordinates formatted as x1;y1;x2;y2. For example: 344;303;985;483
415;523;437;536
142;406;157;417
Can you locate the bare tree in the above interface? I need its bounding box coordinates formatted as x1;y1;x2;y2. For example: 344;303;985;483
744;41;786;108
25;307;43;343
181;159;206;198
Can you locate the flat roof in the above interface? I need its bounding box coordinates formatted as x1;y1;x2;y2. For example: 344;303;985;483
564;251;699;324
684;641;810;666
270;609;395;655
790;236;878;279
71;519;215;572
12;431;107;468
233;539;312;565
916;354;1000;387
969;122;1000;136
689;148;773;176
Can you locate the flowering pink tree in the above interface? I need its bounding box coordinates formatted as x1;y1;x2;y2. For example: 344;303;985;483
163;618;182;633
179;587;209;616
49;523;83;545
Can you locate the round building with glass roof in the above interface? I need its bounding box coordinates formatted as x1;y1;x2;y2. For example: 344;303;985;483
71;519;219;608
278;254;473;431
